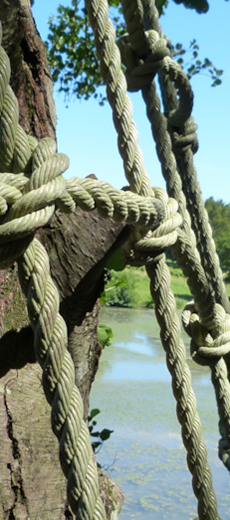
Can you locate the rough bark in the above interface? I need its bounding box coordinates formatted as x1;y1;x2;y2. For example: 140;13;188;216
38;206;130;420
0;209;127;520
0;0;56;139
0;1;125;517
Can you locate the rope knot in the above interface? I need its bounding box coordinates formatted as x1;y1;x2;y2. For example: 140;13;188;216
0;137;71;269
123;187;182;265
118;31;169;92
171;117;199;156
182;301;230;366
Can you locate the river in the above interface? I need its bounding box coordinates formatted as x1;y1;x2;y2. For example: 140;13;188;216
90;307;230;519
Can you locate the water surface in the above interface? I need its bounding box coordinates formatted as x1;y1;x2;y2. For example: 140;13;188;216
91;308;230;519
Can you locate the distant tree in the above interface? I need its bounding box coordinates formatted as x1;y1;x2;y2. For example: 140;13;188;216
205;197;230;280
45;0;225;104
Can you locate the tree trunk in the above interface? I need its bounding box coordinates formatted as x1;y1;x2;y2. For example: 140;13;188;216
0;1;124;518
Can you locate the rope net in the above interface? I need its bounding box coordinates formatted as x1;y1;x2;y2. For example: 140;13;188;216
0;1;229;519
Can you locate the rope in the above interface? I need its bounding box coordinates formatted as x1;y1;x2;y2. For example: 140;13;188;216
0;170;168;245
18;238;106;518
158;54;230;313
1;0;229;516
119;0;230;475
0;20;180;519
138;0;230;471
84;0;226;518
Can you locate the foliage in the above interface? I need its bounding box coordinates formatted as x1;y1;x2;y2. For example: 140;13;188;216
170;0;209;13
170;40;223;87
47;0;125;104
46;0;225;103
156;0;228;15
102;268;137;307
106;247;125;271
102;246;230;309
102;262;194;309
97;323;113;348
88;408;113;456
205;197;230;280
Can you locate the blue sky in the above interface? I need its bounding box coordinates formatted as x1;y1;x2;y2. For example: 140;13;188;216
32;0;230;203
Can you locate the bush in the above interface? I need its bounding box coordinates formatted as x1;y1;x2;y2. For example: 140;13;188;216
102;269;138;307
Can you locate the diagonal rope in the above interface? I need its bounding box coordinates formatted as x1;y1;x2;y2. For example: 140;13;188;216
84;0;224;518
120;0;230;476
0;0;229;516
0;18;181;519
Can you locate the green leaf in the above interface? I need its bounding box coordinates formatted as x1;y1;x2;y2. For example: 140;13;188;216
89;408;101;420
97;324;113;348
106;247;125;271
91;441;101;451
100;428;114;441
155;0;169;16
211;78;222;87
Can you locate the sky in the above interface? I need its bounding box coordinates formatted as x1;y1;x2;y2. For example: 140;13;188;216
32;0;230;203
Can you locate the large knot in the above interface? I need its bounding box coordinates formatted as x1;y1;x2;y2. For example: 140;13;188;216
171;117;199;156
182;301;230;366
0;27;73;268
0;137;70;268
66;177;166;227
123;187;182;265
118;30;169;92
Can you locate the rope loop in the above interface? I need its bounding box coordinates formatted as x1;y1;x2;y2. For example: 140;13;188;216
118;30;169;91
162;57;194;126
182;300;230;366
0;139;70;269
0;165;171;269
66;176;166;226
123;187;182;265
171;116;199;156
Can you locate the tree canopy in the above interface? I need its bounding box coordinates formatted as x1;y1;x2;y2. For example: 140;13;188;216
205;197;230;281
46;0;225;104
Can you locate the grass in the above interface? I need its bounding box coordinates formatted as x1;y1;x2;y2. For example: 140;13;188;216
103;259;230;310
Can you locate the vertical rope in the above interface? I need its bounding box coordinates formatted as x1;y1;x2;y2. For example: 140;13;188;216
158;66;230;312
18;238;106;520
85;0;222;517
126;0;230;475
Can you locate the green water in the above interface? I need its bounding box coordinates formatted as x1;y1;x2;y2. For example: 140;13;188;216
90;307;230;519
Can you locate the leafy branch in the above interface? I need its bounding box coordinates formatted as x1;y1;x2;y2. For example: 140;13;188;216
170;39;223;87
88;409;114;458
46;0;225;104
46;0;125;104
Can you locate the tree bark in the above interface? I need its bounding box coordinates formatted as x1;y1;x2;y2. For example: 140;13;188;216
0;0;56;139
0;1;125;517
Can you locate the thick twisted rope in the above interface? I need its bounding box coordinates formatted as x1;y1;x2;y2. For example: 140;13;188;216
85;0;152;197
182;300;230;470
158;53;230;313
0;17;183;519
120;0;223;316
0;0;228;517
136;1;230;467
84;0;223;518
0;170;167;250
137;0;230;470
146;255;221;520
18;238;106;519
0;28;108;517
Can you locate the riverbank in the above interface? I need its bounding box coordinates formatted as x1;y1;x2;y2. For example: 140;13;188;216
103;259;230;309
91;307;230;520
